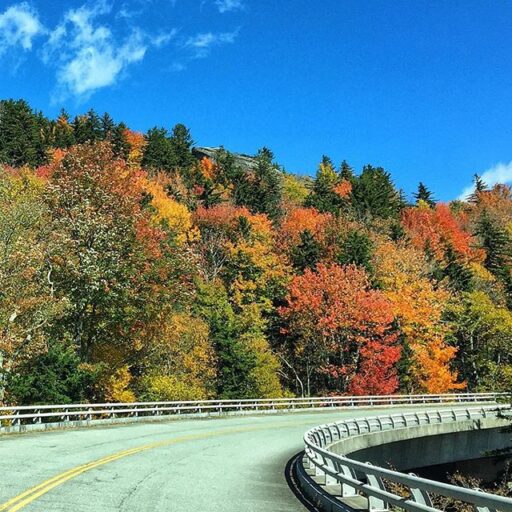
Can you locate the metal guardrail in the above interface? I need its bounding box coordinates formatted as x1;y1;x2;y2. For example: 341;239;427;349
0;392;504;429
302;404;512;512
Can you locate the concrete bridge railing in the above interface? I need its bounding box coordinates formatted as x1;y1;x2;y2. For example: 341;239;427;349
0;392;505;434
300;405;512;512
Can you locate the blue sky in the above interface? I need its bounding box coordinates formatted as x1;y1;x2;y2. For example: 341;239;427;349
0;0;511;200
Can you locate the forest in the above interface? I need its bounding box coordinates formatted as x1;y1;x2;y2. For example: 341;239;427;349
0;98;511;405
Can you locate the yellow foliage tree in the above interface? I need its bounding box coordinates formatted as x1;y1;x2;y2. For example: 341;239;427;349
141;178;197;243
374;241;465;392
140;312;216;401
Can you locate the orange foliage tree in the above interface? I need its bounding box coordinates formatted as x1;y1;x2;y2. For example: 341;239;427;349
279;264;400;396
401;203;482;262
278;206;332;252
374;241;465;393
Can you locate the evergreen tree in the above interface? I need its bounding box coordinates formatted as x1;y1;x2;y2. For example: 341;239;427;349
33;110;52;165
169;123;195;174
215;147;244;188
53;109;76;149
111;122;130;160
476;212;512;278
337;229;374;274
339;159;355;182
100;112;115;140
73;110;102;144
6;342;98;405
234;147;283;221
351;164;403;219
469;174;488;203
414;182;436;207
305;155;340;214
442;245;473;292
141;127;173;171
291;230;322;272
194;283;258;399
389;221;406;241
0;99;42;166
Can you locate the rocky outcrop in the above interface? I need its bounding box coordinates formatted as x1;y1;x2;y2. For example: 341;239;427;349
192;146;258;170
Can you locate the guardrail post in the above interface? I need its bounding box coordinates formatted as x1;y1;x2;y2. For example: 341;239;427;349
12;410;20;427
324;457;338;485
408;473;433;507
365;468;389;511
315;454;326;477
33;409;41;424
473;487;498;512
339;464;358;497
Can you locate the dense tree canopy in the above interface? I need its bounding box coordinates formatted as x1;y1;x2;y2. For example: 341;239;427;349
0;98;509;404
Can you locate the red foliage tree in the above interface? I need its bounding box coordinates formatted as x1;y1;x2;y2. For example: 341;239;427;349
279;264;400;395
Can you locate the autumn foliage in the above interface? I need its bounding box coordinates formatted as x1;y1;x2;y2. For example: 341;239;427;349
3;100;511;404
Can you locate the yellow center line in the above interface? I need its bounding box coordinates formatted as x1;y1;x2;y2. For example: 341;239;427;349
0;419;319;511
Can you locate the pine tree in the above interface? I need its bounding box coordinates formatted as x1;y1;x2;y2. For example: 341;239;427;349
291;230;322;272
351;164;403;219
73;110;102;144
111;122;130;160
141;127;173;172
53;109;76;149
169;123;195;174
337;229;374;274
414;182;436;207
305;155;340;214
0;99;43;166
469;174;488;203
476;212;512;278
100;112;115;140
234;147;283;221
339;159;355;182
442;245;473;292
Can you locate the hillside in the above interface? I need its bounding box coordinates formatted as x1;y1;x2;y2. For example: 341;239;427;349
0;98;511;405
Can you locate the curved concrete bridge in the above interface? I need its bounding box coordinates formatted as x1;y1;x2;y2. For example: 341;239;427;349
0;394;505;512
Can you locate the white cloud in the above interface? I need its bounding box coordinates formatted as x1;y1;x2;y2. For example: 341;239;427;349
151;30;178;48
215;0;244;13
185;30;237;57
0;2;44;54
43;1;171;99
458;161;512;200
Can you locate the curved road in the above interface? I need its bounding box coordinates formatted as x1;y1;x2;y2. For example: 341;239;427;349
0;406;445;511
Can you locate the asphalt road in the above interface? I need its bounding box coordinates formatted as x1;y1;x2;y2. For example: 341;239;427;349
0;406;440;512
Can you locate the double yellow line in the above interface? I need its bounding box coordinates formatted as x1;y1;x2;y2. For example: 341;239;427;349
0;418;315;512
0;427;254;512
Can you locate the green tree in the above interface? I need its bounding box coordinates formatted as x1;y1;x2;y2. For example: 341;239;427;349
337;229;374;275
111;122;130;160
469;174;488;203
234;147;284;221
414;182;436;207
339;159;355;182
73;110;102;144
442;245;473;292
53;110;76;149
291;229;322;272
142;127;173;172
476;212;512;279
445;291;512;390
6;343;98;405
100;112;115;140
305;155;340;214
0;99;46;167
352;164;403;219
168;123;195;174
194;282;258;398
